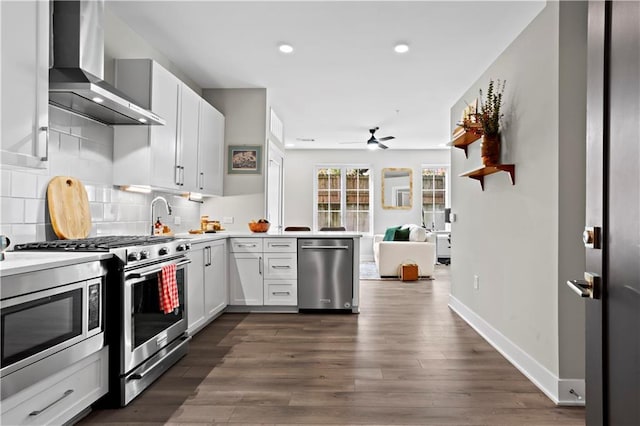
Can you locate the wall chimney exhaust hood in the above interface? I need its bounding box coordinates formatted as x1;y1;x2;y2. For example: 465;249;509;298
49;0;165;126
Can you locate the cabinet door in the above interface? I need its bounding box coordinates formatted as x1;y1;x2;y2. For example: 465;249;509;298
197;101;225;196
204;241;227;317
179;85;200;191
186;246;206;334
229;253;263;305
150;63;181;190
0;0;48;168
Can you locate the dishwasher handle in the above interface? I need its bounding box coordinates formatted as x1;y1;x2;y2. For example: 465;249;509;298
300;245;350;250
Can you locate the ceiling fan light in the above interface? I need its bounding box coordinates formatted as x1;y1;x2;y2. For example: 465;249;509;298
394;43;410;54
367;141;379;150
278;44;294;54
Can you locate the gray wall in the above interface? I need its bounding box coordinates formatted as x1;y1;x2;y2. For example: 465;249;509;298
450;0;586;384
200;89;268;231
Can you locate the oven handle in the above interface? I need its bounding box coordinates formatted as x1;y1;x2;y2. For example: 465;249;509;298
126;259;191;280
128;336;191;381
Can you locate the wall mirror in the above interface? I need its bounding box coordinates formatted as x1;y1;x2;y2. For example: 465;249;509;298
381;168;413;209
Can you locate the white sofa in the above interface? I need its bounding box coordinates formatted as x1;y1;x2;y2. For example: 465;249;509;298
373;230;436;277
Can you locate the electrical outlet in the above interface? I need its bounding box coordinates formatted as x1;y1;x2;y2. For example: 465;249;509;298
173;216;181;225
222;216;234;224
473;275;480;290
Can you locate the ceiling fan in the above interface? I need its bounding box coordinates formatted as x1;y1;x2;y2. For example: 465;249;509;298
340;127;395;150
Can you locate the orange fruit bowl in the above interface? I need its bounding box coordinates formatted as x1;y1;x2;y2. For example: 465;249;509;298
248;222;270;233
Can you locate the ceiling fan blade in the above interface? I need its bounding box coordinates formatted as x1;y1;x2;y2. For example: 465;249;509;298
377;136;395;142
378;142;389;150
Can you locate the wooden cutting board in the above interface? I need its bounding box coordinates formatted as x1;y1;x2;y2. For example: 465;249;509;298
47;176;92;239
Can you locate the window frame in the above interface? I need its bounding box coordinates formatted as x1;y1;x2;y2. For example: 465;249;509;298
313;164;373;235
421;164;450;231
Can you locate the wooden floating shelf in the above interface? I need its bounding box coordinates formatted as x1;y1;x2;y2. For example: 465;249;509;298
459;164;516;191
449;129;482;158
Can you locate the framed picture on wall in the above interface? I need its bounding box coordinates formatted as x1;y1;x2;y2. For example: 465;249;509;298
228;145;262;174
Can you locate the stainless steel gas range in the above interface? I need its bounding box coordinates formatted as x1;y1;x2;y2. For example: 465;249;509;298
14;235;192;406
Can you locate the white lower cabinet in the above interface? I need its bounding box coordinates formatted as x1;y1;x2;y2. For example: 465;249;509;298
1;347;108;426
229;238;297;307
187;239;227;335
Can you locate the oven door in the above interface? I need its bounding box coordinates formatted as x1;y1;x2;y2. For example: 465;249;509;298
0;278;103;378
122;257;190;374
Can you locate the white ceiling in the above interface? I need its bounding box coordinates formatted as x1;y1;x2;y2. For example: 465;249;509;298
107;1;545;150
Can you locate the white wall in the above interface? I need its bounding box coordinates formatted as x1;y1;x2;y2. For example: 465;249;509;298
104;7;201;94
284;149;449;260
449;2;586;404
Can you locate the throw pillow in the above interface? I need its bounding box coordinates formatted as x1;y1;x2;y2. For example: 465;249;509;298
383;226;400;241
394;227;411;241
409;226;428;242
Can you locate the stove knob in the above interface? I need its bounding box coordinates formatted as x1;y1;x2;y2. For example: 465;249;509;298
185;243;191;250
140;250;150;260
176;244;186;252
128;251;141;262
158;247;169;256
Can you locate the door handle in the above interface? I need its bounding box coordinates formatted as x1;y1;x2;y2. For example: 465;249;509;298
566;272;600;299
301;245;350;250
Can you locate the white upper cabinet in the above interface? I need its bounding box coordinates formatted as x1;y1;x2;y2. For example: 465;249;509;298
197;100;225;196
1;0;49;169
178;85;200;191
113;59;224;195
113;59;180;189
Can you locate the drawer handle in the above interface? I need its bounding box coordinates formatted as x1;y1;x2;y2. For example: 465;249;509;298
272;291;291;295
237;244;257;248
272;265;291;269
270;244;290;247
29;389;74;417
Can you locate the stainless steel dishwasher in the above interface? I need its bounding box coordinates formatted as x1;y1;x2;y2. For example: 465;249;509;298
297;238;354;310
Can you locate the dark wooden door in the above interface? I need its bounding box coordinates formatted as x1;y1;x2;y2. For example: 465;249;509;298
584;1;640;424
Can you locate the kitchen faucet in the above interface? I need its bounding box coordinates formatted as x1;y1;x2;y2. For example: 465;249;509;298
150;196;172;235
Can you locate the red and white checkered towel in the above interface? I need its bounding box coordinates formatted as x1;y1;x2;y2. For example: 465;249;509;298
158;264;179;314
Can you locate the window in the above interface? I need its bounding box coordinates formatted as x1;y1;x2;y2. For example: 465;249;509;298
422;166;449;230
314;166;372;233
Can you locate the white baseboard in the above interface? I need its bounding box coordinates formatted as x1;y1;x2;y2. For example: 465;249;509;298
448;295;585;406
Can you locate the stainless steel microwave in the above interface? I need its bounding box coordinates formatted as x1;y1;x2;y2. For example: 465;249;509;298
0;260;107;399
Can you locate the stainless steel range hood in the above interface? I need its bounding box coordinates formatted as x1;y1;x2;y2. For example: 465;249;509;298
49;0;165;126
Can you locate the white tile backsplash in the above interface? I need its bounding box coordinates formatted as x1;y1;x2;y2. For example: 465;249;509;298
10;171;37;198
59;133;80;155
1;198;25;224
0;107;201;242
1;170;11;196
11;224;37;245
24;199;45;223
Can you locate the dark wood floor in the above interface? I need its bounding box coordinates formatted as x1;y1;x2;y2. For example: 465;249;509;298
81;266;584;425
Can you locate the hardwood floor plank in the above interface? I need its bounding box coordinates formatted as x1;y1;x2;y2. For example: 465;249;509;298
80;266;584;425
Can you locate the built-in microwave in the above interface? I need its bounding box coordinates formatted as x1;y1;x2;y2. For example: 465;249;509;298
0;261;107;400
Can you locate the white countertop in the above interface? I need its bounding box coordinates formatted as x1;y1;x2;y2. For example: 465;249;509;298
176;231;362;240
0;251;112;277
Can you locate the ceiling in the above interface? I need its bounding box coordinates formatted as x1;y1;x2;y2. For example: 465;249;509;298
107;1;545;150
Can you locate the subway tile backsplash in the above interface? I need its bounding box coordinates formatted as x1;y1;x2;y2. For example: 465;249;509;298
0;107;201;245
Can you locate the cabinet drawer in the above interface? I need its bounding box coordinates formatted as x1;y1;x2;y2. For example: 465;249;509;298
264;280;297;306
264;238;297;253
1;347;108;426
263;253;297;279
230;238;263;253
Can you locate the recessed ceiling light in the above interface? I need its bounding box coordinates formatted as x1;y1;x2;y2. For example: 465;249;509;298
138;118;147;123
92;97;104;103
279;44;294;54
394;43;410;54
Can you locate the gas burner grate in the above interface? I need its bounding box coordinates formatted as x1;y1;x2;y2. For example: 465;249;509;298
14;235;176;252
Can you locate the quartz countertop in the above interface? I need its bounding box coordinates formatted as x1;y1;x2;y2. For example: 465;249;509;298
0;251;112;277
177;231;362;240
